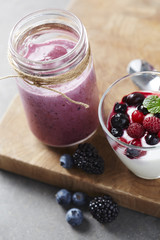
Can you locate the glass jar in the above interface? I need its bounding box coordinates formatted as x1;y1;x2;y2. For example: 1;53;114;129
8;9;99;147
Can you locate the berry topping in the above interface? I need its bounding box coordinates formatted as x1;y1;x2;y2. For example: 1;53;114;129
123;92;145;106
143;116;160;133
127;123;145;138
60;154;73;169
89;195;119;223
111;127;123;137
111;113;129;129
114;102;127;113
125;148;141;159
137;104;149;115
145;133;159;145
72;143;104;174
66;208;83;226
55;189;72;205
72;192;87;206
132;110;144;123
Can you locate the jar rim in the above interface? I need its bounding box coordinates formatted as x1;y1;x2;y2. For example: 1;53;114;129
8;9;88;75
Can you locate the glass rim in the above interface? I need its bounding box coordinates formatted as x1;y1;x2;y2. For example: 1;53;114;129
98;70;160;150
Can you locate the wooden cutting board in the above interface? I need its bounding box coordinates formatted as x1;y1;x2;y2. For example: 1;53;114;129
1;0;160;218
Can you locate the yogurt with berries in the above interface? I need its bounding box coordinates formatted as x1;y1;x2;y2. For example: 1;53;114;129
107;91;160;179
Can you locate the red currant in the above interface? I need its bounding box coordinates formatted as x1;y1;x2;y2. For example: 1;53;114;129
119;137;128;144
132;110;144;123
129;139;142;147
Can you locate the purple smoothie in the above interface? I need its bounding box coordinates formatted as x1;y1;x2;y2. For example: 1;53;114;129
17;38;99;146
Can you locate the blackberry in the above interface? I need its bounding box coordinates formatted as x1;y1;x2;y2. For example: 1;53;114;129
111;113;129;129
89;195;119;223
114;102;127;113
72;143;104;174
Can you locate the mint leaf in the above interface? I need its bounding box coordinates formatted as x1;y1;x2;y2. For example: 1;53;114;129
143;95;160;113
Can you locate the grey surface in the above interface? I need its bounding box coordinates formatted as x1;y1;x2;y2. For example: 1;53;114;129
0;1;160;239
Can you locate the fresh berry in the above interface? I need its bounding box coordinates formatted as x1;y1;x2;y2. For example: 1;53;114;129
127;123;145;138
154;113;160;118
125;148;141;159
60;154;73;169
145;133;159;145
143;116;160;133
158;131;160;139
111;113;129;129
72;192;87;206
89;195;119;223
132;110;144;123
111;127;123;137
114;102;127;113
123;92;145;106
137;104;149;115
66;208;83;226
55;189;72;205
72;143;104;174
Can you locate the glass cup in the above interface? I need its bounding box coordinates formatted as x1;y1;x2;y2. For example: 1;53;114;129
98;71;160;179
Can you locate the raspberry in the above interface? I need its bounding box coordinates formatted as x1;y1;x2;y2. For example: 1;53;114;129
132;110;144;123
143;116;160;133
127;123;145;138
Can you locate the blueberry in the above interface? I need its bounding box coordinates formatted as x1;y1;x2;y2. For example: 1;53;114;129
55;189;72;205
137;104;149;115
154;113;160;119
111;113;129;129
145;134;159;145
125;148;141;159
60;154;73;169
111;127;123;137
72;192;86;206
114;102;127;113
66;208;83;226
124;92;145;106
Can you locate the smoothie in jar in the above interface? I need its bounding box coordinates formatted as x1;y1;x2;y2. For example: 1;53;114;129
9;10;99;147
